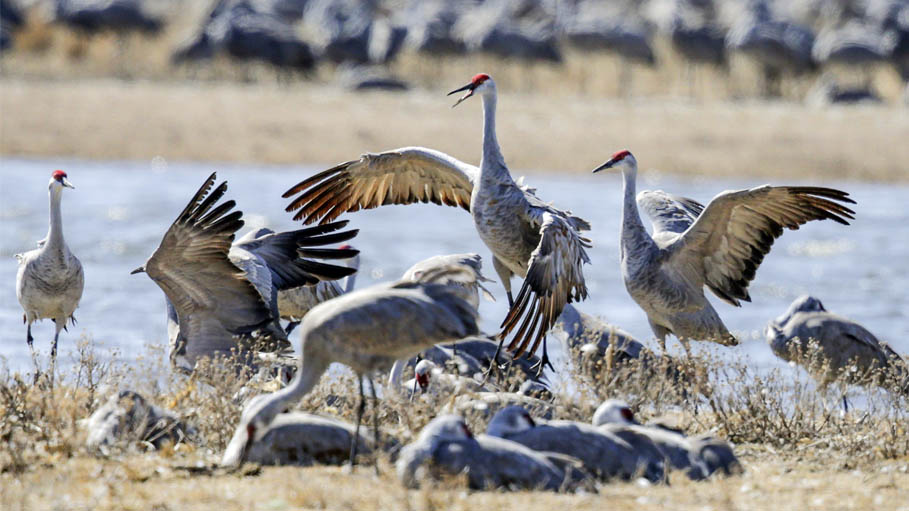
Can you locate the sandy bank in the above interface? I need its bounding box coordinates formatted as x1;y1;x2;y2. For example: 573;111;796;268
1;78;907;181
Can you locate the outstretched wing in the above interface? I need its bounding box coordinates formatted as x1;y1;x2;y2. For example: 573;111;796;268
283;147;477;224
637;190;704;235
667;186;855;306
500;212;591;359
145;173;285;357
234;222;360;290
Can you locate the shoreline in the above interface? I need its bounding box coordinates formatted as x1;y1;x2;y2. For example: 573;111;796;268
2;77;907;182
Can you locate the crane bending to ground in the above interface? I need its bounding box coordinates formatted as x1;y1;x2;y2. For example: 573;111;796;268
282;73;591;372
767;295;908;403
16;170;84;382
592;150;855;353
221;262;481;469
133;172;359;368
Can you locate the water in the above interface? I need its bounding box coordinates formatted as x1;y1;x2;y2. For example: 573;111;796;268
2;157;907;377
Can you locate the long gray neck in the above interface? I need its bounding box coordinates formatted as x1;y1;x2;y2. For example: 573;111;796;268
45;186;66;253
478;92;513;186
620;166;654;258
252;353;329;426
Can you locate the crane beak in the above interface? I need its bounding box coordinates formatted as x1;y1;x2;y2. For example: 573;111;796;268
448;83;475;108
591;159;618;173
130;266;146;275
61;177;75;189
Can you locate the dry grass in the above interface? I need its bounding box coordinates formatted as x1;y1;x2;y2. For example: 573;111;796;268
1;77;908;182
1;335;907;511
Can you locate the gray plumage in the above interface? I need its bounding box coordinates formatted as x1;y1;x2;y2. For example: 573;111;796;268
16;170;84;371
593;399;741;480
134;172;358;367
282;74;591;368
396;415;573;491
84;390;191;452
767;295;908;391
400;252;495;310
592;151;855;352
444;389;555;421
238;412;383;466
221;262;481;467
554;303;646;369
421;336;549;386
487;405;666;483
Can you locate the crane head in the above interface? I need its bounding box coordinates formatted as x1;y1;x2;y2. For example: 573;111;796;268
448;73;492;108
592;150;636;174
50;170;75;190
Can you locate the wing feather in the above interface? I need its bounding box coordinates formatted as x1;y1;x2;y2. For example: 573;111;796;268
500;212;591;358
668;186;855;306
637;190;705;235
284;147;477;224
144;173;288;357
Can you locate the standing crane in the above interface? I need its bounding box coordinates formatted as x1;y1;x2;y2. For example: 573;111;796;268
221;262;481;469
16;170;84;382
282;73;591;372
591;150;855;353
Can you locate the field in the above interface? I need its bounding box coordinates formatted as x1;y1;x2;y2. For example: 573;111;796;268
2;77;908;182
2;12;909;510
1;339;907;511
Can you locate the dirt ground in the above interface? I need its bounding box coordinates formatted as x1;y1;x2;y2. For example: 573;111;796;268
1;452;907;511
1;77;907;181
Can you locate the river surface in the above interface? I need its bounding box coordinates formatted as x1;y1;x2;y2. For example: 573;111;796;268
1;157;907;380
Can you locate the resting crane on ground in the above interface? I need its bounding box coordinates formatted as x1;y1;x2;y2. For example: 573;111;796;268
487;405;666;483
766;295;908;398
16;170;84;380
592;150;855;353
282;73;591;372
221;262;481;469
133;173;358;368
593;399;741;479
396;414;577;491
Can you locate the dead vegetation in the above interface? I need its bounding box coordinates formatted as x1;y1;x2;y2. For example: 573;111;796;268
1;332;907;510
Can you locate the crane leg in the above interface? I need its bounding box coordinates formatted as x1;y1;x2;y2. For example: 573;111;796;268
49;329;60;388
530;338;555;375
27;323;42;385
410;355;421;402
480;336;508;385
841;394;850;414
349;376;366;470
367;377;380;476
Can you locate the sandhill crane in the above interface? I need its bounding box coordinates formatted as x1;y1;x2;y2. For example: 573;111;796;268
487;405;666;483
555;304;647;371
396;414;576;491
390;335;549;397
591;150;856;354
444;387;555;422
282;73;591;372
229;412;385;466
132;172;358;368
389;359;491;398
16;170;84;381
84;390;190;452
593;399;741;479
274;242;360;334
766;295;908;398
221;263;481;468
400;252;495;310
